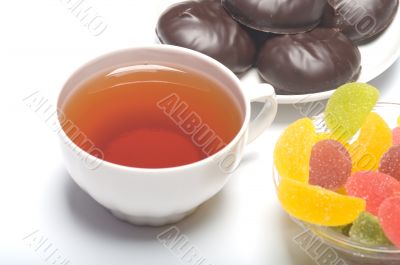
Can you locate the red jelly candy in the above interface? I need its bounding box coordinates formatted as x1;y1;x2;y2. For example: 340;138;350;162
379;145;400;181
309;140;352;190
345;171;400;215
378;196;400;247
393;127;400;146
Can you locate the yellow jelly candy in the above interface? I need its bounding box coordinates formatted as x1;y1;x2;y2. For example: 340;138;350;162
274;118;316;182
336;187;347;195
350;112;392;172
278;178;366;226
315;132;331;142
316;132;349;146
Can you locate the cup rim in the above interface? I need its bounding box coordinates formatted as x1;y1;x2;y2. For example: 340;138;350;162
57;44;251;172
272;101;400;255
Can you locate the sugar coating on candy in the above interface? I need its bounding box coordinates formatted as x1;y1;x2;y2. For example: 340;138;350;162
378;196;400;247
325;83;379;141
274;118;316;182
315;133;331;142
315;132;349;146
345;171;400;215
393;127;400;145
278;178;366;226
336;187;347;195
349;211;391;246
379;145;400;181
350;112;392;172
309;140;352;190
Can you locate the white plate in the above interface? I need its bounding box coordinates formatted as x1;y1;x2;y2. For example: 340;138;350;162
240;10;400;104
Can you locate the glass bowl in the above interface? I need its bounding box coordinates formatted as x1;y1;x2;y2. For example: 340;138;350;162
273;102;400;265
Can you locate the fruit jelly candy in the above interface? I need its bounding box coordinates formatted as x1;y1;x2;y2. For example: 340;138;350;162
393;127;400;145
278;178;366;226
309;139;352;190
315;132;349;146
336;187;347;195
349;211;392;246
379;145;400;181
378;196;400;247
274;118;316;182
315;132;331;142
332;224;352;236
350;112;392;172
345;171;400;215
325;83;379;141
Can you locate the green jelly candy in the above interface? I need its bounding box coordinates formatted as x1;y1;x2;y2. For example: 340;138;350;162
325;83;379;141
332;224;352;236
349;212;392;246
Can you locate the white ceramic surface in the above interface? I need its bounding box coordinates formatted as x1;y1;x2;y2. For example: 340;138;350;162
57;45;278;226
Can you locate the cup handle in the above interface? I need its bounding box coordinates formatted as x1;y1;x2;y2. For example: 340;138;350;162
246;84;278;144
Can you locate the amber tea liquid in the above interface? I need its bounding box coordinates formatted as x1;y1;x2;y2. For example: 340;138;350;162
61;64;242;168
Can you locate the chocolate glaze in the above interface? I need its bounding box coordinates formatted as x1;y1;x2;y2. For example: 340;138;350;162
257;28;361;95
321;0;399;42
222;0;327;34
156;0;256;74
247;28;274;50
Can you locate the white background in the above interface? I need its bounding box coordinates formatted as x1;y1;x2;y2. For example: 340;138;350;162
1;0;400;264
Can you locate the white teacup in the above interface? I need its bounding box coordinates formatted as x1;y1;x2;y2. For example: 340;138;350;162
57;45;277;226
